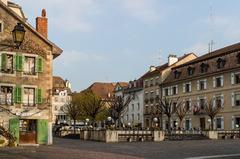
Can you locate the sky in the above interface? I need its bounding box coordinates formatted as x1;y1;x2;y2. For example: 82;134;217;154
13;0;240;91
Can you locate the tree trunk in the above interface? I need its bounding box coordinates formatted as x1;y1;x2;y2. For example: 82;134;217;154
211;118;214;131
167;116;171;133
73;119;76;134
179;119;183;130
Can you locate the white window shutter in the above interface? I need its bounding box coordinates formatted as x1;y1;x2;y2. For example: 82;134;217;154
197;97;200;107
163;88;165;96
169;87;172;95
183;83;186;93
163;120;166;130
197;81;200;90
213;77;216;88
232;116;235;129
213;95;216;107
221;117;224;130
204;79;207;89
183;119;186;129
231;73;235;85
232;92;235;107
221;76;224;87
176;85;178;94
189;82;192;92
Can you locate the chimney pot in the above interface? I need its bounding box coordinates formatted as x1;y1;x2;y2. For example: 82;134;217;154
36;9;48;38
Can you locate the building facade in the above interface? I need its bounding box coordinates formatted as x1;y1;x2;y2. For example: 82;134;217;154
122;80;144;128
162;42;240;131
52;76;71;125
142;53;197;128
0;1;62;145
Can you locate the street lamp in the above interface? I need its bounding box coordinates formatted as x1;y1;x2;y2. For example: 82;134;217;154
12;23;26;48
0;23;26;49
153;117;158;128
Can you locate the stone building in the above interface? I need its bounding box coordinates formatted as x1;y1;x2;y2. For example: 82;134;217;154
162;42;240;131
52;76;71;125
142;53;197;128
0;0;62;145
122;79;144;128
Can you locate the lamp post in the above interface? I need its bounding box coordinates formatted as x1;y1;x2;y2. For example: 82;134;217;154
107;117;112;128
153;117;158;129
0;23;26;49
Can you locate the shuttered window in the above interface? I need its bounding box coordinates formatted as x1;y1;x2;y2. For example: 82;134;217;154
14;87;22;104
36;57;43;73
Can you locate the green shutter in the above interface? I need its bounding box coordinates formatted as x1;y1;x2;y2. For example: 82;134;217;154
35;88;42;104
16;55;23;71
14;87;22;104
9;118;20;144
1;53;7;70
37;57;43;73
37;119;48;144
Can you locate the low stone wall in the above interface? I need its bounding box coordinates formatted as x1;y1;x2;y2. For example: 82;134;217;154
80;130;164;143
202;131;218;139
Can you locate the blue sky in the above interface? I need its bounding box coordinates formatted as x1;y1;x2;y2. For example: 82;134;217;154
13;0;240;91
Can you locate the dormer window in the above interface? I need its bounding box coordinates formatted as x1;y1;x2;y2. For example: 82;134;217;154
174;70;181;79
217;58;226;69
187;66;195;76
200;63;209;73
237;53;240;64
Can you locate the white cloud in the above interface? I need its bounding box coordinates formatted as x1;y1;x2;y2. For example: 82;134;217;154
14;0;101;32
183;42;208;56
120;0;162;23
55;50;106;66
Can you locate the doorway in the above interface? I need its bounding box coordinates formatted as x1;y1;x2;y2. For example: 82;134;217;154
200;118;205;130
19;119;37;144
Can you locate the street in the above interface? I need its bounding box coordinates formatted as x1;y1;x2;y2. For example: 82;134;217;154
0;138;240;159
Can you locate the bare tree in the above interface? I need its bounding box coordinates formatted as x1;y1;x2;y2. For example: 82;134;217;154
156;97;182;133
63;94;83;134
107;95;132;128
176;103;189;130
203;99;222;131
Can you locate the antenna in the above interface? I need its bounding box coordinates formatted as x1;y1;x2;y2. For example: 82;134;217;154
208;2;215;53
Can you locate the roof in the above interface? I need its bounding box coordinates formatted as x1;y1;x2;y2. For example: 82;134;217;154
141;53;196;79
174;42;240;69
0;1;63;57
81;82;117;99
52;76;71;94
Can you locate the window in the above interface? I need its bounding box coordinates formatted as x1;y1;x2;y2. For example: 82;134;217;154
174;70;181;79
200;98;205;109
215;76;223;87
200;80;206;90
0;86;13;106
132;104;134;111
235;93;240;106
150;78;154;86
234;73;240;84
1;54;13;74
215;95;223;107
24;56;35;75
185;83;191;93
23;88;35;107
144;80;148;88
164;88;169;96
172;86;177;95
200;63;209;73
132;114;134;121
155;76;159;85
126;115;129;121
137;103;140;110
185;100;191;111
217;58;226;69
187;67;195;76
237;53;240;64
137;114;140;120
216;118;222;129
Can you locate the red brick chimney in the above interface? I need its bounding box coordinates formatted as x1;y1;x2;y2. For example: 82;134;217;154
36;9;48;38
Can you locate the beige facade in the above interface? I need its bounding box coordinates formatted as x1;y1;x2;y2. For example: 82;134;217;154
162;43;240;131
0;1;62;145
142;53;197;128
